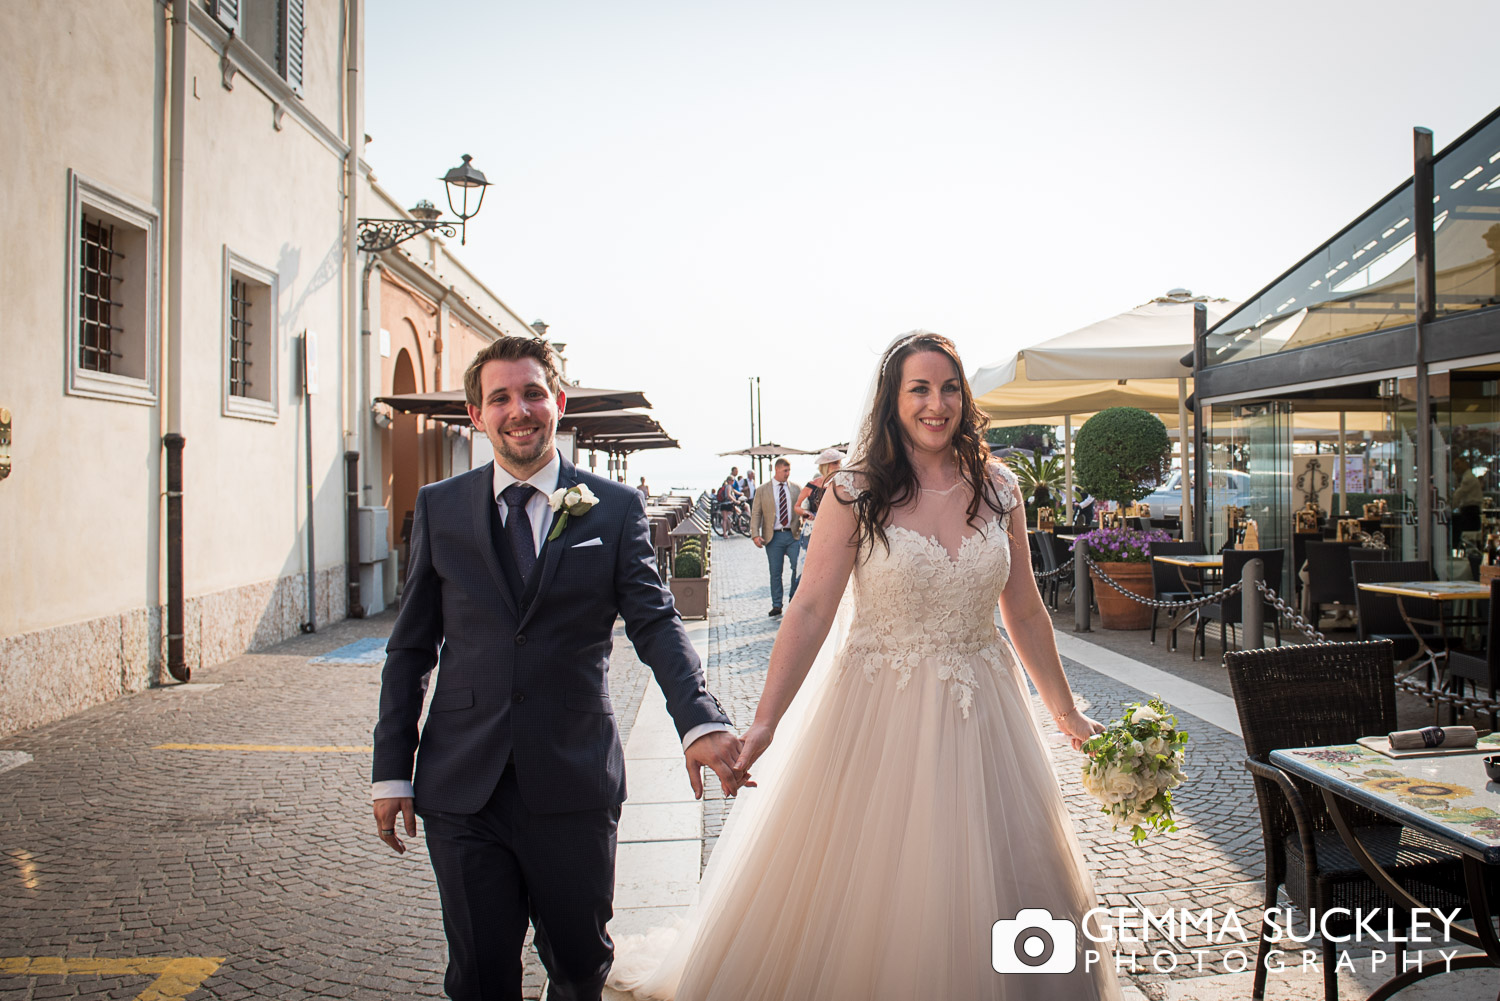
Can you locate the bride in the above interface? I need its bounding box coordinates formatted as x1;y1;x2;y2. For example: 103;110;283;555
610;331;1122;1000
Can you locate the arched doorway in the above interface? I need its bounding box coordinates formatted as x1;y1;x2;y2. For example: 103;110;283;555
392;348;421;587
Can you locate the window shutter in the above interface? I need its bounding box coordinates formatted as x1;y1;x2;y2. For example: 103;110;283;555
212;0;240;32
280;0;305;93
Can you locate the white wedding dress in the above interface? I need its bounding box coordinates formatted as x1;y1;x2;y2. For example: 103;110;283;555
609;464;1122;1001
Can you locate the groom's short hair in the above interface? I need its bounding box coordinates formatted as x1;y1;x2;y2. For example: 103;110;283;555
463;336;563;407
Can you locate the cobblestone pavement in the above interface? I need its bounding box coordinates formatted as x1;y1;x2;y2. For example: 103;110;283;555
0;611;658;1001
698;534;1284;995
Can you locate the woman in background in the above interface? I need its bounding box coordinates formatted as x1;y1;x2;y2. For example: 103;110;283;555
794;447;845;568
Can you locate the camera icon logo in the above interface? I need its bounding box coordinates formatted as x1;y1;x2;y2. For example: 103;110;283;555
992;908;1078;974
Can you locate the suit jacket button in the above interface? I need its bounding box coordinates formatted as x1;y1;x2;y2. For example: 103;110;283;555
513;693;525;704
516;634;527;645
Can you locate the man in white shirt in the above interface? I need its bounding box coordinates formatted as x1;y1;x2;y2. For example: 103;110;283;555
372;336;742;1001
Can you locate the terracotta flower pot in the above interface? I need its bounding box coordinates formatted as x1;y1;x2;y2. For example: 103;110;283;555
1089;561;1155;630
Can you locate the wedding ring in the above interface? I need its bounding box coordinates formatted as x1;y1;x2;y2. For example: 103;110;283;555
378;829;396;836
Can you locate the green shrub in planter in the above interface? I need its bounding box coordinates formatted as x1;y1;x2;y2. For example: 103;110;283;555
1074;407;1172;508
674;550;704;578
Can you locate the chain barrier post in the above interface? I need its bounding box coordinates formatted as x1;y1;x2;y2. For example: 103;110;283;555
1242;558;1264;650
1074;545;1091;632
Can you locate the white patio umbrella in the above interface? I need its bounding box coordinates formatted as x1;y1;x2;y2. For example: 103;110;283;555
969;290;1241;536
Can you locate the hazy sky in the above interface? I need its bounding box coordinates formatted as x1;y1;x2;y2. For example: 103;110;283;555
365;0;1496;491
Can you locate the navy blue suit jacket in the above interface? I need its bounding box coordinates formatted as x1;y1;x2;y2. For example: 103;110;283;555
373;455;729;814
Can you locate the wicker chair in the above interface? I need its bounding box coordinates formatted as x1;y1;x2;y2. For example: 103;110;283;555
1147;539;1206;648
1042;533;1074;610
1292;531;1324;602
1032;529;1058;604
1303;541;1360;618
1226;640;1477;1001
1443;577;1500;727
1352;559;1440;666
1195;548;1284;659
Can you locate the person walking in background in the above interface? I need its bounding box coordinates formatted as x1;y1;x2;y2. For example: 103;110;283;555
715;476;742;536
750;458;803;616
796;448;844;566
637;476;651;502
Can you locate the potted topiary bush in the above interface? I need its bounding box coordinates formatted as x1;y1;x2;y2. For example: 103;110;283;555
1074;408;1173;629
670;546;709;620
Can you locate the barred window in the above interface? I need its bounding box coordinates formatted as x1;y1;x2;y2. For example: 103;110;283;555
66;171;158;405
229;278;253;396
222;250;279;420
78;216;124;373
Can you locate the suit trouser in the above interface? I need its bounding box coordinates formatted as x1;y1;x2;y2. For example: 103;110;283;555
420;764;621;1001
766;528;800;607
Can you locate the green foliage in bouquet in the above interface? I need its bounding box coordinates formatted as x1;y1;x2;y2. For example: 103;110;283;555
1080;697;1189;843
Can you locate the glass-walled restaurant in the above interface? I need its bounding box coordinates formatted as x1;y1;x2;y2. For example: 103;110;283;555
1195;104;1500;591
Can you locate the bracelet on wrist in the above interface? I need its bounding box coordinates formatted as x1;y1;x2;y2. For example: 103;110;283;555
1051;703;1077;722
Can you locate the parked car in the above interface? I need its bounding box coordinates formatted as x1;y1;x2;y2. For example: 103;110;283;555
1138;469;1250;519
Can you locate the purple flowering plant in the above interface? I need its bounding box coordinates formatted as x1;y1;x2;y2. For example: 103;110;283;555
1071;526;1172;564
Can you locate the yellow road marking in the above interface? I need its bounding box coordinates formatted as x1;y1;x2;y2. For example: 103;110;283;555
153;743;372;752
0;957;224;1001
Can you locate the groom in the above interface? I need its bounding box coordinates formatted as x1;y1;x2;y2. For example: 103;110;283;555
373;336;743;1001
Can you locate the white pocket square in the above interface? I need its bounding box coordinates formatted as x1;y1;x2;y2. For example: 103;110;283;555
572;538;604;548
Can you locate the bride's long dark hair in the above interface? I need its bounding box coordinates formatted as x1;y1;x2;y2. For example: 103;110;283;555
837;332;1010;560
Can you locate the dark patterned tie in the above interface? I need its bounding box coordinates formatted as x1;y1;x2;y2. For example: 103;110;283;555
777;482;790;529
500;483;537;581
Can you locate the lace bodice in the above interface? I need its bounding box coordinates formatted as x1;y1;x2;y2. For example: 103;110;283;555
832;462;1020;717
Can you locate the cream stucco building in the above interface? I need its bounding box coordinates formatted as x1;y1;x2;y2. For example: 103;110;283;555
0;0;535;737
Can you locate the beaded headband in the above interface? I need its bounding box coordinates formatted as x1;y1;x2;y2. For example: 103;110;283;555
878;331;937;378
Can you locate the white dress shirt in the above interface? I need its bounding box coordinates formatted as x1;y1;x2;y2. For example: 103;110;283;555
492;451;562;555
773;480;793;530
373;449;729;802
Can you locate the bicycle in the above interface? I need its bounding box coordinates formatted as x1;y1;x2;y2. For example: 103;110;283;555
713;499;752;538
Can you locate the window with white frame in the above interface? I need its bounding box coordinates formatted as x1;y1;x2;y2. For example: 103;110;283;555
66;171;159;405
222;249;279;420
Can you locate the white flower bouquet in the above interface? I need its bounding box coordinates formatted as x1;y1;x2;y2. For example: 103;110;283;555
1079;698;1188;843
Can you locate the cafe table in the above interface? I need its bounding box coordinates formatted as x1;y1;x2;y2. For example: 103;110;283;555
1355;581;1493;684
1269;739;1500;999
1150;554;1225;652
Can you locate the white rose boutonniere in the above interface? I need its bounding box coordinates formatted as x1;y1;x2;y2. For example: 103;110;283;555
547;483;599;541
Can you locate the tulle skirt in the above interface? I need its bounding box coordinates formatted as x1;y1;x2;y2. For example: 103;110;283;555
609;632;1122;1001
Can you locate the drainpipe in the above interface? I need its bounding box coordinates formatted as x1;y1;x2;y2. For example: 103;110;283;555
343;0;365;617
163;1;189;682
1413;127;1436;566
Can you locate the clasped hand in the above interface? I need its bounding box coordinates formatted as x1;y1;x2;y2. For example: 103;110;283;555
685;729;758;798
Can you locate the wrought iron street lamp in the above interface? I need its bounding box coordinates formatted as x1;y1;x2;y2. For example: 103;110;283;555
357;154;491;253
